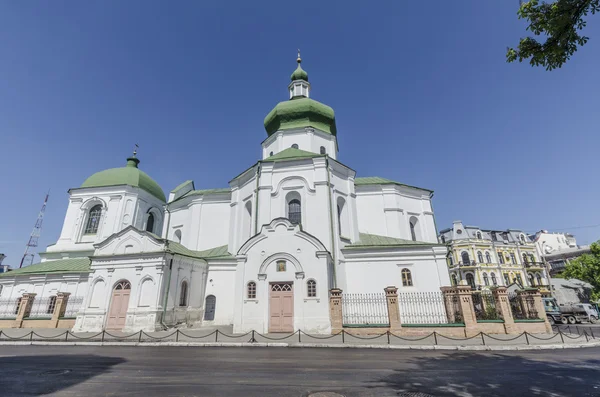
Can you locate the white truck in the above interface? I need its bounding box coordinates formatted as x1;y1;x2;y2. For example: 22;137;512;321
542;297;595;325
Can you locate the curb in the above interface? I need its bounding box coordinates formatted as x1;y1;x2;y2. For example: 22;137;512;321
1;340;599;351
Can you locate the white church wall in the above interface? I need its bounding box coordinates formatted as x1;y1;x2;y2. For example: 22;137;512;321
262;128;337;160
355;191;387;236
342;250;450;294
203;263;236;326
233;219;331;334
196;198;231;251
0;274;89;301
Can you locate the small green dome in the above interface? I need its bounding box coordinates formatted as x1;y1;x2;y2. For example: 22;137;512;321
291;64;308;82
81;156;166;202
264;97;337;136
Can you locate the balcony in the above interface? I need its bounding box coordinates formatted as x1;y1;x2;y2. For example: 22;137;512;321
524;262;546;269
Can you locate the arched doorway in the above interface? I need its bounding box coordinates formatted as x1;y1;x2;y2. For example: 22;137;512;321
106;280;131;330
204;295;216;321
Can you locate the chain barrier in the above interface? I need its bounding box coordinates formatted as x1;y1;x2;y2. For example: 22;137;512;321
0;327;594;346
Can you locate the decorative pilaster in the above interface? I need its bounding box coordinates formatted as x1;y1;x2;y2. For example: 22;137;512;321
384;286;401;330
329;288;343;333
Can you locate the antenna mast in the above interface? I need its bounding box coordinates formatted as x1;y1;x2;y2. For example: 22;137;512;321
19;192;50;268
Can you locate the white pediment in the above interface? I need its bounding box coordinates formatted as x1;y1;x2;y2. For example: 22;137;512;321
93;226;166;257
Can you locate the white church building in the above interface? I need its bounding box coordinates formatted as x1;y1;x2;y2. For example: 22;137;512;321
0;55;450;334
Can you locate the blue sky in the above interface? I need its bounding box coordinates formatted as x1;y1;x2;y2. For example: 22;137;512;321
1;1;599;267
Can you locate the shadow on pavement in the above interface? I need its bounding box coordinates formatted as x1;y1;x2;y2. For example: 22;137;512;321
374;352;600;396
0;354;126;396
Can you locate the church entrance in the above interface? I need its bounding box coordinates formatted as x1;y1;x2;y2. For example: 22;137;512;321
106;280;131;330
269;282;294;332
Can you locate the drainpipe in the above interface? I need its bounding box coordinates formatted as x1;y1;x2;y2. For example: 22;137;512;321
160;203;174;330
325;158;337;288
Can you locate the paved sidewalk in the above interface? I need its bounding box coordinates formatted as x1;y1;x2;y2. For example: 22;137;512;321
0;326;596;350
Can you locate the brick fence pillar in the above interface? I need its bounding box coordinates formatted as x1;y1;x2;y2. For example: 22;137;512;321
384;286;401;330
14;293;36;328
329;288;343;333
491;286;518;334
441;287;460;323
518;288;552;333
50;292;71;328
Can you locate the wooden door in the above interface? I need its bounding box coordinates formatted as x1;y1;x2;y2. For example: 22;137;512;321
269;283;293;332
106;280;131;330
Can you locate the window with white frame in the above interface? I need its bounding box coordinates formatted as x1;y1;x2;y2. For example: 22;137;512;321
247;281;256;299
84;205;102;235
401;268;413;287
307;279;317;297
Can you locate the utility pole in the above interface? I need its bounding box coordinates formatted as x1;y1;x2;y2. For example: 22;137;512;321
19;192;50;268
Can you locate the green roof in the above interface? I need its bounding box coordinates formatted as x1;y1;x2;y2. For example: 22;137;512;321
166;242;233;260
81;157;166;202
345;233;440;249
264;147;323;162
264;97;337;136
0;258;91;277
354;177;433;193
170;180;194;193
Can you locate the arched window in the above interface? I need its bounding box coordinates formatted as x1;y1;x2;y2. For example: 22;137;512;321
461;251;470;265
503;273;511;285
510;253;517;264
204;295;216;321
485;252;492;263
409;217;418;241
522;253;529;264
115;280;131;290
84;205;103;234
320;146;326;155
288;199;301;225
146;212;155;233
483;273;489;286
337;197;347;237
476;231;482;239
530;254;536;263
243;201;253;241
247;281;256;299
46;296;57;314
498;252;505;264
528;273;535;286
536;273;543;286
179;281;188;307
477;251;484;263
291;143;299;149
466;273;475;288
307;279;317;297
401;269;413;287
451;274;458;286
174;229;182;243
269;151;273;156
491;272;497;286
447;255;454;267
519;234;526;244
516;273;523;286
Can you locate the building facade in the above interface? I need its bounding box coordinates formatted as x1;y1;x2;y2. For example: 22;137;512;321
0;55;450;333
530;230;591;276
439;221;549;293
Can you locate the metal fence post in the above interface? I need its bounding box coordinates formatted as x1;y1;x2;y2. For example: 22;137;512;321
559;330;564;344
576;325;580;335
175;329;179;342
298;330;301;343
591;328;595;339
101;330;105;343
29;331;33;342
524;332;529;345
481;332;485;345
341;330;345;343
585;331;589;342
433;331;438;345
138;330;142;343
65;331;69;342
386;330;390;345
215;329;219;342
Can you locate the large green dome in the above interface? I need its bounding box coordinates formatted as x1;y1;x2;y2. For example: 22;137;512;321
81;157;166;202
264;97;337;136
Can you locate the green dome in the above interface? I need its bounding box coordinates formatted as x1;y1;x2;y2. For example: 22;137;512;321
81;157;166;202
291;64;308;82
264;97;337;136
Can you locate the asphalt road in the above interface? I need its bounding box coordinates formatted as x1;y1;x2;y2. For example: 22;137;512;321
1;345;600;397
